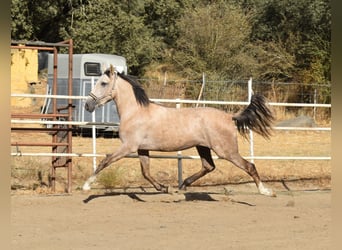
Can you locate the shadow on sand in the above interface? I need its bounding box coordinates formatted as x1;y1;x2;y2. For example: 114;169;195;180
83;190;255;206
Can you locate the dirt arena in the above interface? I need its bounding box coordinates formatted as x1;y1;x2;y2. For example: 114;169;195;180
11;102;331;250
11;183;331;250
11;127;331;249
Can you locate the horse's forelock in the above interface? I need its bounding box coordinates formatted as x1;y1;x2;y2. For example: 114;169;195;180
104;65;115;77
104;69;111;77
110;64;115;75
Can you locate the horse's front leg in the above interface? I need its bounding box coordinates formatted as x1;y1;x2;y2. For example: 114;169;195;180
138;149;168;193
82;144;134;191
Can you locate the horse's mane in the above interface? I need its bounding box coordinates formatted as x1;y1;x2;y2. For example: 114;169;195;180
117;72;150;106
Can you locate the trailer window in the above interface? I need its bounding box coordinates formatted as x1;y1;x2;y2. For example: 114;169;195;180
84;62;102;76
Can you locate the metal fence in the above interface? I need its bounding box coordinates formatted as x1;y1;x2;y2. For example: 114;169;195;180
139;76;331;121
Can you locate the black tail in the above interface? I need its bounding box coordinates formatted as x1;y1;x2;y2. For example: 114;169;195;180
233;94;274;139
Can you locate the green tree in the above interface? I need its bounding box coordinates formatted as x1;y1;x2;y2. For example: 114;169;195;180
69;0;161;75
11;0;331;84
171;1;257;80
11;0;84;42
250;0;331;83
144;0;184;48
11;0;33;40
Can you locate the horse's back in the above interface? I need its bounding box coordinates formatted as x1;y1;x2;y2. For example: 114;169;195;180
149;104;233;127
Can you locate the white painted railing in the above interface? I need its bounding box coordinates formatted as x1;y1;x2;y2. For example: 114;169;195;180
11;93;332;108
11;85;331;187
11;92;332;162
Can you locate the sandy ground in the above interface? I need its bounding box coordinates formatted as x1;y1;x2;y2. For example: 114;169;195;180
11;110;331;250
11;184;331;250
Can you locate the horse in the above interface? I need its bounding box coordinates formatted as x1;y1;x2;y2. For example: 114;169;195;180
82;65;276;197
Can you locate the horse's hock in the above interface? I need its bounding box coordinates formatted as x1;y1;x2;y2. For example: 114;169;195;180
11;48;39;107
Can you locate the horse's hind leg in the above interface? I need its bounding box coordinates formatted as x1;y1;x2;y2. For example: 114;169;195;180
220;151;275;197
138;149;168;192
179;146;216;190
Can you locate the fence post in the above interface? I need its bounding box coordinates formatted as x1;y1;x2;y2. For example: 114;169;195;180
248;77;255;163
176;98;183;188
91;77;97;173
196;72;206;108
314;88;317;122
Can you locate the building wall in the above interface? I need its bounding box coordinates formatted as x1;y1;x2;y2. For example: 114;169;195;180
11;48;38;107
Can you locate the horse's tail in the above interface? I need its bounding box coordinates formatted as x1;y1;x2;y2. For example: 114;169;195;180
232;94;274;139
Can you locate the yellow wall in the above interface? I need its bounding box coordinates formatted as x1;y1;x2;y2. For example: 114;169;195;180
11;48;38;107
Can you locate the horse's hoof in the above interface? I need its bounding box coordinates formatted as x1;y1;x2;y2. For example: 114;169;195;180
175;184;187;194
258;182;276;197
261;188;276;197
160;185;169;193
270;190;277;197
82;176;96;191
179;183;187;191
82;183;91;191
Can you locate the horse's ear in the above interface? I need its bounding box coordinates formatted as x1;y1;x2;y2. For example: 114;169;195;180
110;64;115;75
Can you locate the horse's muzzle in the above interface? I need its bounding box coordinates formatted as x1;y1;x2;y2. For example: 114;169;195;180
85;97;96;112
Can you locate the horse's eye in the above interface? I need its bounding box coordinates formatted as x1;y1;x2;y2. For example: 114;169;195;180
101;82;107;87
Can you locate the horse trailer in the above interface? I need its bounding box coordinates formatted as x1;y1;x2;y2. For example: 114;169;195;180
42;53;127;136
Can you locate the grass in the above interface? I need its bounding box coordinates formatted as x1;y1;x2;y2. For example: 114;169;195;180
97;167;127;189
11;156;51;190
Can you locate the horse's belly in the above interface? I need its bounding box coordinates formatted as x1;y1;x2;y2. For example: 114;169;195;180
139;130;206;151
136;109;231;151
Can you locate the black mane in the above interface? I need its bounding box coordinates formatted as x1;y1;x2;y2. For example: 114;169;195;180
118;72;150;106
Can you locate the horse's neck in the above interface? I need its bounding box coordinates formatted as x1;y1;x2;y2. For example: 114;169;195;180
113;78;141;120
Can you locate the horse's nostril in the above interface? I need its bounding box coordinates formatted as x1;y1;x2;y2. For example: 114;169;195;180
85;100;95;112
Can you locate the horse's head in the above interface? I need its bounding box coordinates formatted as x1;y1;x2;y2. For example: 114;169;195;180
85;65;117;112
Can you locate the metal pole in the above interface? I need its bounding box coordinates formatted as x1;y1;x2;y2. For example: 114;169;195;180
196;73;206;108
67;39;73;193
51;47;58;191
314;89;317;122
91;77;97;173
176;99;183;188
248;77;255;163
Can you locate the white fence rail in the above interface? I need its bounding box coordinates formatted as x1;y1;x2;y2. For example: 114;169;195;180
11;152;331;161
11;93;332;108
10;119;332;132
11;92;331;162
11;86;331;187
